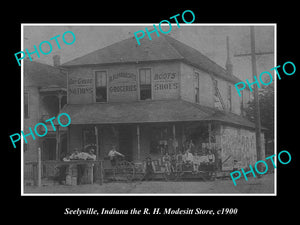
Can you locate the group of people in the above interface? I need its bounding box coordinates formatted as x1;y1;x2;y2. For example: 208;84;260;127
54;148;97;185
62;148;97;161
143;144;222;180
57;143;222;182
161;148;217;173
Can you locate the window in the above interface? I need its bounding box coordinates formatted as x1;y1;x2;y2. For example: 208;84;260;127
24;143;28;152
240;90;244;113
139;68;151;100
95;71;107;102
194;72;200;103
212;78;224;110
24;92;29;118
227;84;232;111
212;78;218;98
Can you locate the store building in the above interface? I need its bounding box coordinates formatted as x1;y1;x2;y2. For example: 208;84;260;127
59;33;265;171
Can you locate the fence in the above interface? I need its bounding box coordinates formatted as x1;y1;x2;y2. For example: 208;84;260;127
24;160;104;187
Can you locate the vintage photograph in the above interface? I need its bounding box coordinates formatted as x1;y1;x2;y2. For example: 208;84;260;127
22;24;275;195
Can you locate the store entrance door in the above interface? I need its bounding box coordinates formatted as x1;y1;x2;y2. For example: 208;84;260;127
42;138;56;160
119;125;133;161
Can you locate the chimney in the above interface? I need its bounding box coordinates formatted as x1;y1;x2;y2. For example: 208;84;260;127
225;36;233;76
53;55;60;67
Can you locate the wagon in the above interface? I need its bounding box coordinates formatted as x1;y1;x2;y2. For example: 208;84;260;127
102;156;135;182
163;161;216;181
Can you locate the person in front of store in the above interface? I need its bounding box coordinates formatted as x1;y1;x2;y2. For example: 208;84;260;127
183;148;194;163
215;147;222;171
176;150;184;172
69;148;80;160
162;152;172;175
143;156;156;181
207;149;215;163
108;145;124;167
183;148;194;171
207;149;215;178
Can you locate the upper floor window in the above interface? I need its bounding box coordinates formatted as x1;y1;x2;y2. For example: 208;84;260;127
227;84;232;111
24;91;29;118
194;72;200;103
212;77;225;110
95;71;107;102
139;68;151;100
212;78;218;98
240;90;244;113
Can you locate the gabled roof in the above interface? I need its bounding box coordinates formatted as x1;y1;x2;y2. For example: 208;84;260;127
24;60;67;88
56;99;257;130
62;34;241;83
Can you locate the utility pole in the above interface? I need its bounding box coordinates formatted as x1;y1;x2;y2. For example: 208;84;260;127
234;26;273;173
250;26;263;172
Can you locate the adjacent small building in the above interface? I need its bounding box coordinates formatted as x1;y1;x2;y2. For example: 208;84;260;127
24;59;67;164
57;33;265;171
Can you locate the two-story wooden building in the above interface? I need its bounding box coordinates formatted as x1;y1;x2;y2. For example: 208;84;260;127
24;59;67;163
58;33;265;171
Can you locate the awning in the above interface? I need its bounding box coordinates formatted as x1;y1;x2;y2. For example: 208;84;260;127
56;99;258;130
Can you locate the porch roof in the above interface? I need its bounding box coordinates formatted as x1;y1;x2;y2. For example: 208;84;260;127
57;99;258;130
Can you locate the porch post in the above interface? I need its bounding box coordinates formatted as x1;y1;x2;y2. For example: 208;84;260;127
172;124;176;139
137;125;141;161
37;147;42;187
67;126;70;154
181;123;185;150
55;125;60;160
172;124;177;153
95;125;100;160
208;122;212;144
58;93;63;111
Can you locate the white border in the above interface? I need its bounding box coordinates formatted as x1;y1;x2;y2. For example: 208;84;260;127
21;23;277;196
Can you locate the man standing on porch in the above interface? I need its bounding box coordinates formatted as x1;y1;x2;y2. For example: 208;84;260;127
108;145;124;167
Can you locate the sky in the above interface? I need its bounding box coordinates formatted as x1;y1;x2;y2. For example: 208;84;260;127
23;24;275;81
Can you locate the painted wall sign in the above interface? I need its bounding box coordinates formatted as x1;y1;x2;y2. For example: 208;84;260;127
69;78;93;95
153;71;179;100
108;71;138;101
154;72;179;91
68;74;94;104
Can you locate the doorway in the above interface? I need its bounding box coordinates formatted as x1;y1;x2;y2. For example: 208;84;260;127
118;125;133;161
42;138;56;160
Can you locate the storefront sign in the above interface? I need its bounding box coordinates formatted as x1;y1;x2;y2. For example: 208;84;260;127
108;71;138;101
109;72;137;93
153;72;179;91
109;72;136;82
68;78;93;95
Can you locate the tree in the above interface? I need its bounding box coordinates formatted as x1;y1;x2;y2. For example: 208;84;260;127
244;84;274;154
